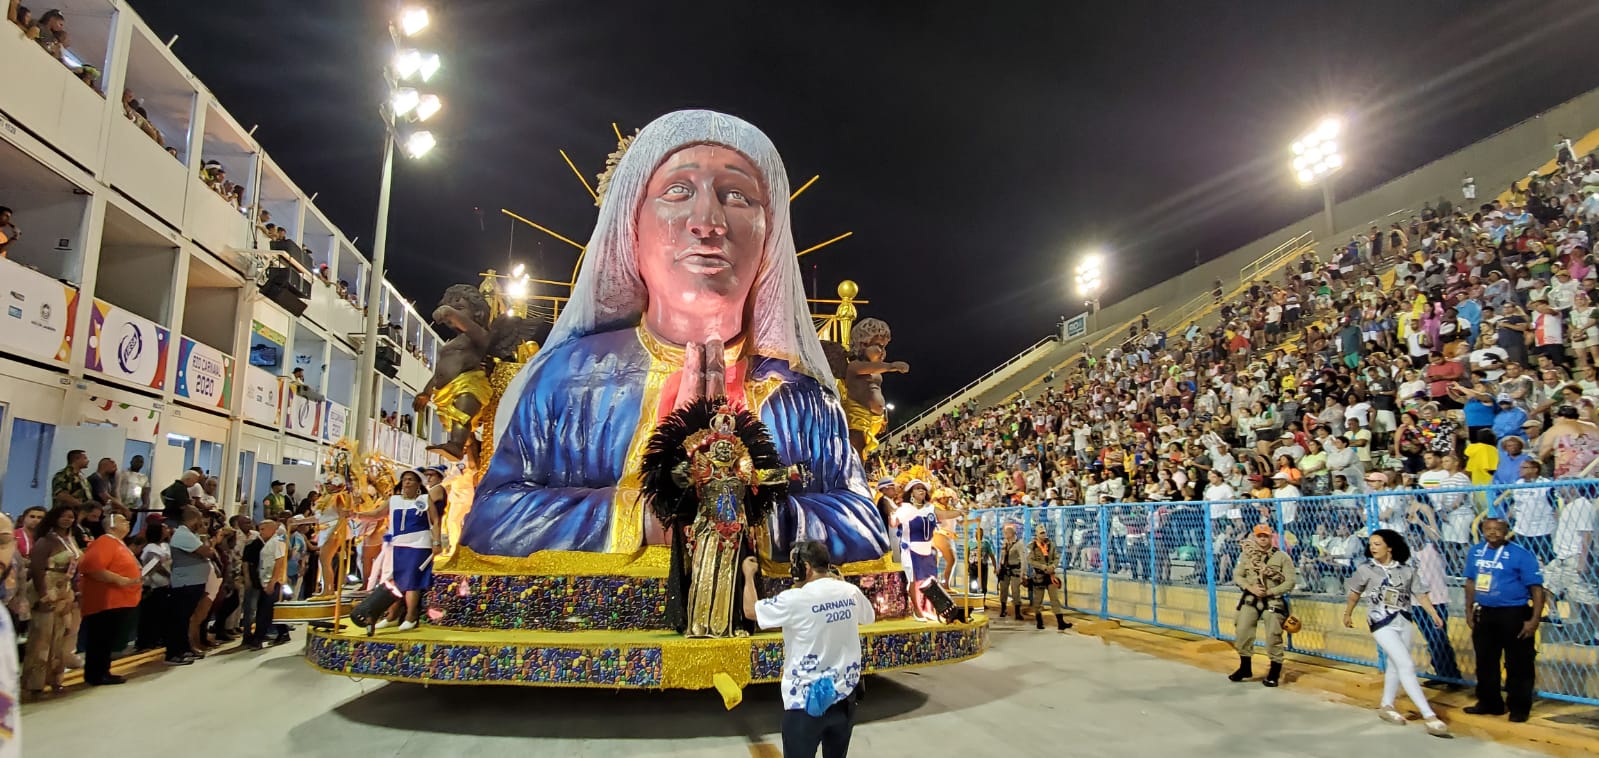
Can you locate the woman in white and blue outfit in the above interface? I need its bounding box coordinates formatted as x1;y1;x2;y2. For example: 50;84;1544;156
1341;528;1450;737
388;470;438;631
893;480;940;622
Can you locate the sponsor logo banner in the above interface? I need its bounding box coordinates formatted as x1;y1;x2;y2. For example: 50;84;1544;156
174;337;233;409
243;366;281;425
284;391;322;437
1065;313;1089;340
0;257;78;364
86;300;170;389
322;401;349;442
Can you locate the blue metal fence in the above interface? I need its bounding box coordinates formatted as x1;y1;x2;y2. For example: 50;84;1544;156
956;478;1599;706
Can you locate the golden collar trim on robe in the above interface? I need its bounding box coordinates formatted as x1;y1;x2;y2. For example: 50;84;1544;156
637;325;748;365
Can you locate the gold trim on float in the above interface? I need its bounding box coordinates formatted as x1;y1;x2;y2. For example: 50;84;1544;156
300;647;990;692
439;544;901;578
303;616;989;691
441;545;672;576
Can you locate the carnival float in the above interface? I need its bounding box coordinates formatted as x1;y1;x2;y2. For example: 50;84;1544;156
300;110;986;704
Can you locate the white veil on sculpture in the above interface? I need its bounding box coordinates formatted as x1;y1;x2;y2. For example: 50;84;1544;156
494;109;837;443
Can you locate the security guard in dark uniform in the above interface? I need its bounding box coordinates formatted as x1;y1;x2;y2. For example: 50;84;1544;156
1462;513;1546;722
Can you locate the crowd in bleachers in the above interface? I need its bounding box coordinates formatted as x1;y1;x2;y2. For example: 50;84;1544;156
889;145;1599;616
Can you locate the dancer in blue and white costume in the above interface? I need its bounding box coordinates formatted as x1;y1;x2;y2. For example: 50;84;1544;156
388;470;439;631
893;480;940;622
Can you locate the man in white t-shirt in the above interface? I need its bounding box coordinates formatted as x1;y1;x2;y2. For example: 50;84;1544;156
246;520;288;648
1541;495;1595;633
116;454;151;512
743;542;874;758
186;467;206;504
1203;469;1236;520
1502;460;1556;563
1346;417;1373;465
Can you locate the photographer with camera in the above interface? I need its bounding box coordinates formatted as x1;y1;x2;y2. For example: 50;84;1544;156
742;541;874;758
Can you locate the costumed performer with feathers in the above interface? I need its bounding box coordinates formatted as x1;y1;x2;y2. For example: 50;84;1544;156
642;397;802;638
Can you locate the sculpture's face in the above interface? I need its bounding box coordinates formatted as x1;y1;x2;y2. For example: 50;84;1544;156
637;144;767;338
710;439;736;466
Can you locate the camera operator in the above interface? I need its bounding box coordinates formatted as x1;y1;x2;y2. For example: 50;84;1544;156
741;541;874;758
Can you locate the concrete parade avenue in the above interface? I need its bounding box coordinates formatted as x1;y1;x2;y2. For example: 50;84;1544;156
25;624;1540;758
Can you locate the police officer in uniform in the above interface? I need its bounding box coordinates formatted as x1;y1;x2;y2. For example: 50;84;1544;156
997;524;1024;619
1463;513;1545;722
1230;524;1296;687
1027;524;1073;630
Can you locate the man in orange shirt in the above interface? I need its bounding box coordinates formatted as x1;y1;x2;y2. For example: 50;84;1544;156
79;513;142;686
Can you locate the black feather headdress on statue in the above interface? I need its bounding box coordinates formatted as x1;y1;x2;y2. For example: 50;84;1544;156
640;397;787;528
641;397;788;634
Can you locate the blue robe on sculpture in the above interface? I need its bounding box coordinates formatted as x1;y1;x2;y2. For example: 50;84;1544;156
460;327;892;564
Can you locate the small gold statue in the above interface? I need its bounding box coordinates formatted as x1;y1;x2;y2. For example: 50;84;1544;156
642;398;801;638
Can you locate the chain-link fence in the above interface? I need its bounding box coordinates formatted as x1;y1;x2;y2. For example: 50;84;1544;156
955;478;1599;706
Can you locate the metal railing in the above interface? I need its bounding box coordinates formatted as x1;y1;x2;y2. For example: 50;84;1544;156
891;334;1058;435
954;479;1599;706
1239;230;1315;286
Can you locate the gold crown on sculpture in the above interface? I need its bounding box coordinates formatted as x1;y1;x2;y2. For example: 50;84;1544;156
594;127;641;208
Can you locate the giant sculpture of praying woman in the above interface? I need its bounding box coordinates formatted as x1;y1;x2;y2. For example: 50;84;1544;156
458;110;892;565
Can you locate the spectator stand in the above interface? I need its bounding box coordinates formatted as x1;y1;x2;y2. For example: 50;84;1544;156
1012;232;1319;402
962;479;1599;706
0;1;112;165
105;19;197;226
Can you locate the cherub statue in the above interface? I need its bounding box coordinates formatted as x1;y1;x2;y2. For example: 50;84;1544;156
415;284;542;462
641;398;800;638
838;318;908;459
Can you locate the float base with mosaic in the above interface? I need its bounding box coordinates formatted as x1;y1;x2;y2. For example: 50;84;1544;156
304;109;986;699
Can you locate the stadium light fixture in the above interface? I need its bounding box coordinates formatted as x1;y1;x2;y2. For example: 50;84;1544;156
359;2;449;455
505;274;530;299
404;130;437;159
391;87;420;117
414;93;442;122
1074;253;1105;300
400;7;430;36
393;50;441;82
1290;115;1345;235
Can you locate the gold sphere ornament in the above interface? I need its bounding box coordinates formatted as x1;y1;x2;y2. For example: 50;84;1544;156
837;279;859;299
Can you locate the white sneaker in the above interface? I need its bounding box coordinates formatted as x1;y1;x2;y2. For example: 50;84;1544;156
374;619;395;630
397;620;419;632
1424;718;1451;738
1378;706;1406;725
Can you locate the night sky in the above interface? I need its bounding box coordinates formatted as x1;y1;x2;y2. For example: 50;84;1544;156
135;0;1599;417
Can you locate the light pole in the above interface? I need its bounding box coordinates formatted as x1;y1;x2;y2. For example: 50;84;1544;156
1074;252;1104;333
354;4;443;456
1291;117;1344;238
